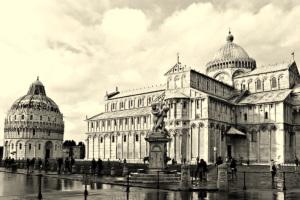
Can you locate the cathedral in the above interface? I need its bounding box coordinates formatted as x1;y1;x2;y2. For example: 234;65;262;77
3;78;64;159
85;31;300;164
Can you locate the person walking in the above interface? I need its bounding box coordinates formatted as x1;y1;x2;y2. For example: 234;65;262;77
270;159;277;188
91;158;97;175
230;158;237;179
57;158;63;174
70;157;75;174
97;158;103;176
44;158;49;173
198;159;206;181
65;157;70;174
26;158;30;174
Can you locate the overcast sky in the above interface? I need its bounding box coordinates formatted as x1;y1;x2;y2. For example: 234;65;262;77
1;0;300;145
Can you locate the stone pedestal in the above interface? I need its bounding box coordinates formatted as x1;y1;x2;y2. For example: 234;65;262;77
217;164;228;191
122;164;129;176
145;131;171;173
180;164;191;190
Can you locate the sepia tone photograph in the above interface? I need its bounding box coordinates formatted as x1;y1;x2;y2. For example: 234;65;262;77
0;0;300;199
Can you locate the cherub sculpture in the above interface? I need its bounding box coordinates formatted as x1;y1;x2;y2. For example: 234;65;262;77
151;102;169;135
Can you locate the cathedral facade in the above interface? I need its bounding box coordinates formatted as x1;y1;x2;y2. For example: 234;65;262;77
85;32;300;164
3;78;64;159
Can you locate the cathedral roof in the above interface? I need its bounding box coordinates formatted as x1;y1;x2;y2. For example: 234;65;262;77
108;84;165;99
87;107;151;120
237;89;291;105
235;62;294;78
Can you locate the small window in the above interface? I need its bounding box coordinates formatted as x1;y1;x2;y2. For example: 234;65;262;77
12;144;14;149
48;131;50;136
196;100;199;109
55;145;57;150
19;143;22;150
91;122;94;128
40;116;42;121
244;113;247;121
271;77;277;88
137;117;140;124
265;112;268;119
21;115;24;120
14;115;16;120
125;118;128;125
38;144;41;150
29;143;31;150
30;115;33;120
48;116;50;121
143;116;147;124
135;134;139;142
33;128;35;136
256;79;262;90
183;102;187;109
107;120;111;126
112;135;115;143
123;135;127;142
100;137;103;143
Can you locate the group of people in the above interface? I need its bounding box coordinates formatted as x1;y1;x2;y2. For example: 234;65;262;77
3;157;15;168
195;157;208;181
57;157;75;174
215;156;238;179
91;158;104;176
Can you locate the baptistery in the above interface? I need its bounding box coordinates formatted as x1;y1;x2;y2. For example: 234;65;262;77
3;77;64;159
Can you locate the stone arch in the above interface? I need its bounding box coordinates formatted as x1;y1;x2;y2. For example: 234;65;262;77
45;141;53;159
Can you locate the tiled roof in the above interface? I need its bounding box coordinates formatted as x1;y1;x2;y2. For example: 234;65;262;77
235;62;292;78
237;89;291;104
88;107;151;120
165;91;190;99
227;127;246;136
109;84;165;99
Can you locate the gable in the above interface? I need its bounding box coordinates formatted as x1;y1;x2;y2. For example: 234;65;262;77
164;62;189;76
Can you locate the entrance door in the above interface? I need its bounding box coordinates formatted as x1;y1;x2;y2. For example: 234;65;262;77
227;145;232;159
45;149;50;159
45;141;53;159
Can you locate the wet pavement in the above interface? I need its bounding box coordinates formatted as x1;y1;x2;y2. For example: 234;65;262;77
1;166;300;199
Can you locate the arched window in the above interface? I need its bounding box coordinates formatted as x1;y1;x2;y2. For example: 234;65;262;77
135;134;139;142
271;77;277;88
174;76;180;89
256;79;262;90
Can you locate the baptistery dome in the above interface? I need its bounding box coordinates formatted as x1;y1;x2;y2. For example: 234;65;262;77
206;31;256;85
3;77;64;159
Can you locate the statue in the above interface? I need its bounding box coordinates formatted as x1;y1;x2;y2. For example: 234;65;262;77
151;102;169;135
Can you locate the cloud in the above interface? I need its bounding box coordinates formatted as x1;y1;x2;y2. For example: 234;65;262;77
1;1;300;145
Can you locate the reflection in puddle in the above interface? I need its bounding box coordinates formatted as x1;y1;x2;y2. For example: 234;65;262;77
0;172;300;199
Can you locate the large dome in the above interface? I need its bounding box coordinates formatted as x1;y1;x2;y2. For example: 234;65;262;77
9;78;60;113
3;78;64;159
206;31;256;74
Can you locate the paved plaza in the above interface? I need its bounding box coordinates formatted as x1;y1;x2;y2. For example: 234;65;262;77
1;165;300;199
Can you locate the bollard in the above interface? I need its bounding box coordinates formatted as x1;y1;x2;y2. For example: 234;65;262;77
243;171;246;190
157;171;160;189
38;174;42;200
84;173;88;200
126;173;130;193
283;172;286;191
